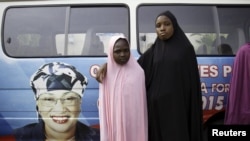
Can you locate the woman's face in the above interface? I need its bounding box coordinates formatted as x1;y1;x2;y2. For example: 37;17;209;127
155;15;174;40
37;90;81;133
113;39;130;65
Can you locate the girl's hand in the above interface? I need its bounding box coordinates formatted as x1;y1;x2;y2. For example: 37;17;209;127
95;63;107;83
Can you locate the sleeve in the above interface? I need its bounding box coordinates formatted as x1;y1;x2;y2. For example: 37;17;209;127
137;48;154;91
187;45;203;141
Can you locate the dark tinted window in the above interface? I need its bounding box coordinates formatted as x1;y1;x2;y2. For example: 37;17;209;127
3;5;129;57
137;5;250;55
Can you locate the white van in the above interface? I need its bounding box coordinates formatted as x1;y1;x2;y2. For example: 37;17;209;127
0;0;250;140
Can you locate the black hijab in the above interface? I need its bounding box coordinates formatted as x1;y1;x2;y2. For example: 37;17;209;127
138;10;203;141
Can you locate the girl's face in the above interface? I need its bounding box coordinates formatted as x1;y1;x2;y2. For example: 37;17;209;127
113;39;130;65
37;90;81;134
155;15;174;40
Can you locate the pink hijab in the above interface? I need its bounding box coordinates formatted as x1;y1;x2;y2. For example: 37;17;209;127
98;35;148;141
224;42;250;124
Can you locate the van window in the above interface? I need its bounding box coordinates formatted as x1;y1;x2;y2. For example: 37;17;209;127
137;5;250;55
3;5;129;57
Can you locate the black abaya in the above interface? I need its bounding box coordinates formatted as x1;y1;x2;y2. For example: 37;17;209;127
138;11;203;141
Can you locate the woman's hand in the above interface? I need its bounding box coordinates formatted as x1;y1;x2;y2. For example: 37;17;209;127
96;63;107;83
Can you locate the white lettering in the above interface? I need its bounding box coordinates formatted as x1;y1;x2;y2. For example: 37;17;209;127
90;65;100;78
212;129;247;136
223;65;232;77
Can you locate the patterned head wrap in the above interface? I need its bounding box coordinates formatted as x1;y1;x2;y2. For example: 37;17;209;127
30;62;88;98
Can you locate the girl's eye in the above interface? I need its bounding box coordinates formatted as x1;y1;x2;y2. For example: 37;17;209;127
114;50;121;54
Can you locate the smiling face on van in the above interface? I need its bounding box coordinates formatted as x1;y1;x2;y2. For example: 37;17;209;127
37;90;81;134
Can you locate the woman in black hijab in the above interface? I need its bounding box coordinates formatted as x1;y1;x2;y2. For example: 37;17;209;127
138;10;203;141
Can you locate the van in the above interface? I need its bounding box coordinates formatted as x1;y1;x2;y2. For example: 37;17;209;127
1;0;250;139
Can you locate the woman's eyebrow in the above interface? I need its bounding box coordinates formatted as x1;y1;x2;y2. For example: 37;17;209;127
62;91;78;96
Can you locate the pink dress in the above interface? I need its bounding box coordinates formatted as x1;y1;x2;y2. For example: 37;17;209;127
98;35;148;141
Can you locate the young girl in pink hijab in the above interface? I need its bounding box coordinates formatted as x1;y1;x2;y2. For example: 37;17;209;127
96;35;148;141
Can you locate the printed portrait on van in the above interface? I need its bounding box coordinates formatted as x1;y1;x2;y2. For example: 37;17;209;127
12;62;100;141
